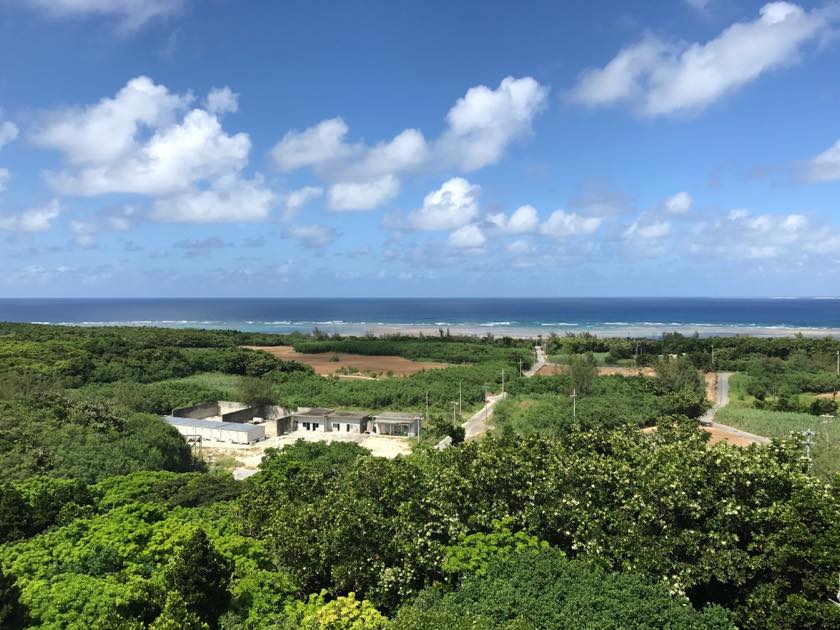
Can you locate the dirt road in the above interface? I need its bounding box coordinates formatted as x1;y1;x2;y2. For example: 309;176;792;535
701;372;770;445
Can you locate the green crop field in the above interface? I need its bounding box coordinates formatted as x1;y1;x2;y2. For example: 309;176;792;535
716;405;840;480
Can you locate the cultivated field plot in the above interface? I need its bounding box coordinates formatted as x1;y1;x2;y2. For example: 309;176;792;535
245;345;447;377
535;364;655;377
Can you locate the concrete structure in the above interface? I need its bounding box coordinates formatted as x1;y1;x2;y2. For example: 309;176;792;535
371;412;422;437
171;401;293;437
165;416;265;444
329;411;370;433
291;407;334;433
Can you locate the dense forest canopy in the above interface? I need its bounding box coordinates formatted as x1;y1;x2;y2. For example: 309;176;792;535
1;323;840;628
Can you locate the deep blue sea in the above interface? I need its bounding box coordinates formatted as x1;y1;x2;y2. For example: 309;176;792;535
2;297;840;337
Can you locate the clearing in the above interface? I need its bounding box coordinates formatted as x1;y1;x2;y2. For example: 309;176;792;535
245;345;447;377
202;430;413;479
535;364;655;377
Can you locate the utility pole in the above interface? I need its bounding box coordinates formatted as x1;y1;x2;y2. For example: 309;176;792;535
711;345;715;369
484;383;490;421
425;392;429;424
803;428;816;471
452;401;458;425
501;369;505;395
570;388;577;422
458;381;462;415
519;358;523;377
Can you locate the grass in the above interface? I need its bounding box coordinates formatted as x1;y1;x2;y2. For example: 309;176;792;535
715;405;840;480
165;372;245;396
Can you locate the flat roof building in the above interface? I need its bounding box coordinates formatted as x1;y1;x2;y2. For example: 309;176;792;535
329;411;370;434
371;412;422;437
165;416;265;444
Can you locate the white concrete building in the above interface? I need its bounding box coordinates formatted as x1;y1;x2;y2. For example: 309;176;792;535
165;416;265;444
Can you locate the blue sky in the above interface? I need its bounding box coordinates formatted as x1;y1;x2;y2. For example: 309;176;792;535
1;0;840;297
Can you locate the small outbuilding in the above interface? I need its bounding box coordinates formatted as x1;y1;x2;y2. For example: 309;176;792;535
371;412;422;437
291;407;334;433
328;411;370;434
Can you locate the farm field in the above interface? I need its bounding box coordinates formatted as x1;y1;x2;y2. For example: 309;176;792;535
535;364;655;377
715;405;840;479
244;344;448;377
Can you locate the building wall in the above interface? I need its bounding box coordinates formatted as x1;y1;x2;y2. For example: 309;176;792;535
172;402;220;419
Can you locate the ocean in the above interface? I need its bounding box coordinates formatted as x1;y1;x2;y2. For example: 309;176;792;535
1;297;840;338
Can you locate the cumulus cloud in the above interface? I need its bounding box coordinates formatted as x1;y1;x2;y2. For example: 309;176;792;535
70;220;97;248
0;168;9;192
150;175;276;223
664;191;693;214
205;87;239;115
539;209;603;238
569;2;831;116
282;186;323;220
448;224;486;250
487;204;539;234
270;76;547;210
436;76;549;170
20;0;187;32
803;138;840;182
283;224;338;249
32;76;276;223
0;199;61;232
623;220;672;240
328;175;400;211
0;119;18;150
405;178;480;231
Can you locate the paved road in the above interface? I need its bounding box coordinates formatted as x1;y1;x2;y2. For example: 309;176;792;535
701;372;770;445
524;345;547;377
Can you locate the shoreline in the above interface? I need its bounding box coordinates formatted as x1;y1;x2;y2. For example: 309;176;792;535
13;320;840;339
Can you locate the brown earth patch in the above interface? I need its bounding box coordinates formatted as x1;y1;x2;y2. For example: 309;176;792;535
705;372;717;403
642;425;755;447
816;391;839;400
536;364;655;377
245;345;447;377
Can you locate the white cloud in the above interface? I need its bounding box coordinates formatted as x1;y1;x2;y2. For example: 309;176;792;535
33;76;190;165
269;76;547;210
271;118;353;173
487;204;539;234
33;77;275;223
507;239;535;256
327;175;400;211
664;191;693;214
448;224;486;249
0;168;9;191
569;2;830;116
150;175;276;223
406;177;480;230
803;138;840;182
205;87;239;115
0;199;61;232
539;209;602;238
70;220;97;248
44;107;250;196
21;0;187;32
0;120;18;150
284;223;338;249
282;186;323;220
436;76;549;170
624;220;672;239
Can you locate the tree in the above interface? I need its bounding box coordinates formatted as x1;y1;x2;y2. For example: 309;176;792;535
237;376;276;407
163;528;232;627
284;591;389;630
0;568;27;630
568;353;597;396
150;592;209;630
0;484;32;543
655;356;705;397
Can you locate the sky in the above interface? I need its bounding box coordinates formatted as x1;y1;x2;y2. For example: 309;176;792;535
1;0;840;298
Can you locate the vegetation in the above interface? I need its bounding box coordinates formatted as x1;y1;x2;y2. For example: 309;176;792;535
2;323;840;627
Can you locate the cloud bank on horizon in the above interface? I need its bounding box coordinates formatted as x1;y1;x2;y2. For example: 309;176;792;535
1;0;840;297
